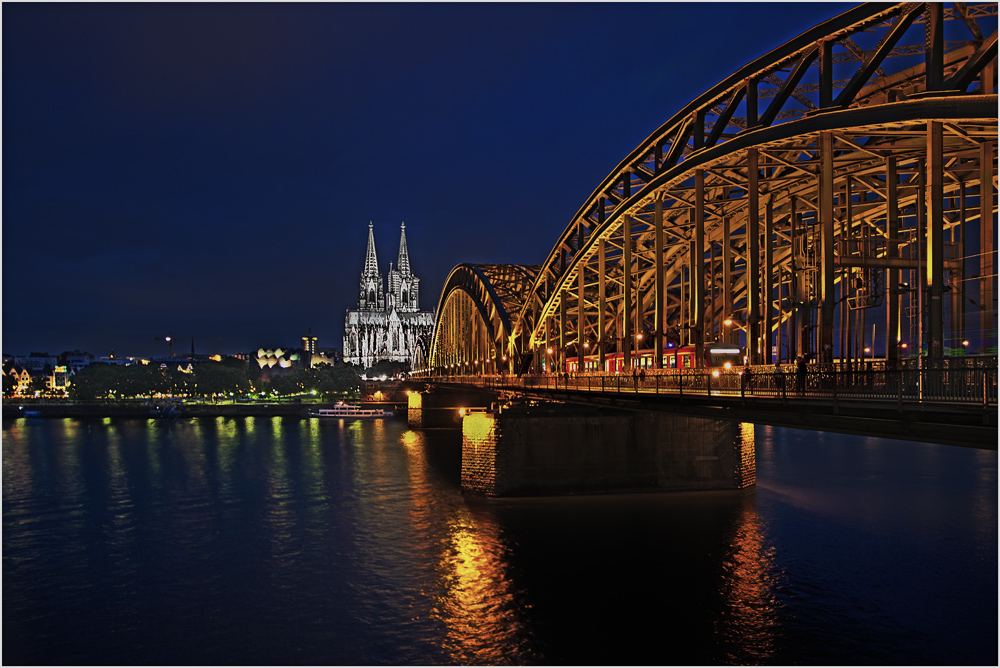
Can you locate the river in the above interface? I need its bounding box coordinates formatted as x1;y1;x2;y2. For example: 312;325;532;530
2;416;996;665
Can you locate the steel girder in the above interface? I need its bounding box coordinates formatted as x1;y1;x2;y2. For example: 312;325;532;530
428;263;540;374
506;1;998;368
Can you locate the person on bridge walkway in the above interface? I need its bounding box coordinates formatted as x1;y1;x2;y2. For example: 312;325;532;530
796;356;807;395
773;362;786;399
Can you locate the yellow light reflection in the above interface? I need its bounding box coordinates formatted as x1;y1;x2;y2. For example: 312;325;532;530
433;515;532;664
401;430;421;449
716;499;778;663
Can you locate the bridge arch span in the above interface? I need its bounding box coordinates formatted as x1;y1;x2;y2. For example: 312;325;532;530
509;1;997;373
427;263;540;375
419;2;997;377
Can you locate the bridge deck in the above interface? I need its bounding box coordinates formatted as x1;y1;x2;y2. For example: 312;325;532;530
420;368;997;450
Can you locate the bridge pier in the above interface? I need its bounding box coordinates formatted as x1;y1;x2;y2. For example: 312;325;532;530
406;386;498;429
460;404;755;497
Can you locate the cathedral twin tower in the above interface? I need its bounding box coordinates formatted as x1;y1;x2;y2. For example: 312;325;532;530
343;222;435;370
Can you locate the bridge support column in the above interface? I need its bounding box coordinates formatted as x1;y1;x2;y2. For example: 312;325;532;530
764;196;774;365
926;120;945;359
407;390;423;428
887;157;900;362
819;132;836;364
747;149;761;364
578;266;585;372
623;214;633;370
723;216;733;345
694;170;706;366
560;291;568;372
460;405;756;497
655;197;665;368
545;316;553;373
599;239;607;372
980;142;995;354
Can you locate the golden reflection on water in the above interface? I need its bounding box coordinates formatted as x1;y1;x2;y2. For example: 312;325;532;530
433;511;530;664
716;499;779;664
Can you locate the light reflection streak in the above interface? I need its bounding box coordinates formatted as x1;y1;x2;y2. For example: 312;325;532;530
716;498;780;664
432;511;534;664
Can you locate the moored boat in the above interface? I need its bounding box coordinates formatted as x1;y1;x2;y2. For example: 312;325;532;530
308;403;394;419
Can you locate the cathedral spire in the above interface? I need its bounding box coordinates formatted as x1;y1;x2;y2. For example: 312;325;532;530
364;221;380;277
397;222;411;275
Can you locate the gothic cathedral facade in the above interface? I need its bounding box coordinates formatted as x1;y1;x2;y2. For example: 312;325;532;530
343;222;435;370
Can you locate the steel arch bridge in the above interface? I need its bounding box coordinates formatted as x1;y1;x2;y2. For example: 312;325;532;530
425;2;998;378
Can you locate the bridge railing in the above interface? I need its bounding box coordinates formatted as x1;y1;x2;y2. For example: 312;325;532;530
433;364;998;408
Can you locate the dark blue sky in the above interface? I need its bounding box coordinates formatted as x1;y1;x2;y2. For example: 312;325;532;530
3;2;851;359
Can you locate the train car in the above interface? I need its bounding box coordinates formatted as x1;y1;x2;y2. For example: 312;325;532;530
565;345;743;374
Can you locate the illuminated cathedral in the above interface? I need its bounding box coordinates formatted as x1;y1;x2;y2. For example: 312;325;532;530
343;222;435;370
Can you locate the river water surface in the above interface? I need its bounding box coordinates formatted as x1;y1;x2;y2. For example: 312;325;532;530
2;416;996;665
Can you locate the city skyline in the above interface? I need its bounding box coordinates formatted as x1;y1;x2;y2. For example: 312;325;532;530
3;2;850;358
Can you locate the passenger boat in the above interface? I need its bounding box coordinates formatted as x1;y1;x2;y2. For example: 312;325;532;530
308;403;394;419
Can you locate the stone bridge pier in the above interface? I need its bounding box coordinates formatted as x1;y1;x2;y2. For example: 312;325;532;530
410;387;755;497
460;404;755;497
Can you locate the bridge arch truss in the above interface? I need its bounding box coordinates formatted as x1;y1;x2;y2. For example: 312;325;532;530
425;2;998;376
427;263;540;374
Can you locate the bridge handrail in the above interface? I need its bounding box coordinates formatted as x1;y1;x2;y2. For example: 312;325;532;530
428;363;998;409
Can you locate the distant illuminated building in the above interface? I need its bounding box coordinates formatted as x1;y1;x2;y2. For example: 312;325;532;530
343;222;435;369
302;328;318;355
255;347;302;370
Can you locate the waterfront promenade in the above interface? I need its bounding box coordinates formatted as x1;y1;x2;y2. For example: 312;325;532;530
1;399;404;420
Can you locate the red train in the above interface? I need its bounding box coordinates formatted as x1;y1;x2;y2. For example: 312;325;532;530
565;345;744;374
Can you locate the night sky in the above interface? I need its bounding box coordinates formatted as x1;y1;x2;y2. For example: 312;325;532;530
3;2;852;359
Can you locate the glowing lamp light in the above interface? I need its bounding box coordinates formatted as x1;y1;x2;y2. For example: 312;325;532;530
724;319;733;326
962;340;969;347
459;407;466;416
723;362;732;369
547;348;553;354
712;370;720;378
900;342;908;349
864;347;870;354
